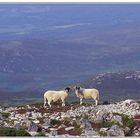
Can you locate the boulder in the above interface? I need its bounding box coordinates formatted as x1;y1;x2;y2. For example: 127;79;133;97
0;114;3;120
85;130;100;137
42;118;50;128
93;111;104;123
26;112;32;117
133;130;140;136
49;128;58;136
107;125;125;137
28;131;38;137
104;113;113;122
82;119;93;132
33;120;40;124
65;127;74;131
122;99;138;106
28;121;42;132
123;127;131;136
100;128;109;136
10;112;16;117
129;103;140;110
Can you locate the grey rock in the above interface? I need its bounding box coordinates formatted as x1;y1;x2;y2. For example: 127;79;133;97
28;131;38;137
28;121;41;132
105;113;113;121
49;128;58;136
82;119;93;132
0;114;3;120
58;124;66;129
124;127;131;136
100;128;109;136
107;125;125;137
65;127;74;131
122;99;137;106
133;130;140;136
85;130;100;137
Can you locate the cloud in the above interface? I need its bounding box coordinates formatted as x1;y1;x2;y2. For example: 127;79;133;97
22;6;50;14
15;31;30;35
0;6;50;14
50;23;91;30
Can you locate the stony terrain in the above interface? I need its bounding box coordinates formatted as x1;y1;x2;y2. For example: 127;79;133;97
0;99;140;137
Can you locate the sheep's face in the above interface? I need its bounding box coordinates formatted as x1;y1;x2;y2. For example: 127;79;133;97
75;86;82;97
75;86;81;91
65;87;71;93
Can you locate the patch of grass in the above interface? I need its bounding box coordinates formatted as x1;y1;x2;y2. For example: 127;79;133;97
0;112;10;118
113;113;135;128
74;127;83;135
63;118;71;126
0;127;31;136
103;121;120;128
92;122;103;129
50;119;61;126
35;132;45;137
122;116;135;128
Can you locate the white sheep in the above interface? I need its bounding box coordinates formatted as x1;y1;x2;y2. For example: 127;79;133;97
75;86;99;105
43;87;70;107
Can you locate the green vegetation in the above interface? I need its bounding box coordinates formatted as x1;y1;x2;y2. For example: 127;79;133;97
72;120;81;128
103;121;121;128
50;119;61;125
113;113;135;128
35;132;45;137
0;127;31;136
0;112;10;118
122;115;135;128
74;127;83;135
63;118;71;126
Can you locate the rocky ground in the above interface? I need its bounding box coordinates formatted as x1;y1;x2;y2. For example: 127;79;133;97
0;99;140;137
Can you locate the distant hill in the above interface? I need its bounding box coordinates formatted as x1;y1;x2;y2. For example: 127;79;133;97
79;71;140;102
1;71;140;106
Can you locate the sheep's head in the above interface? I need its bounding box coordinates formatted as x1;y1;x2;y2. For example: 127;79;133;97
65;87;71;93
74;86;83;97
75;86;81;91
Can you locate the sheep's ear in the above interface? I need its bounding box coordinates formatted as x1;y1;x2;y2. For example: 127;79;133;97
75;86;78;90
65;87;70;92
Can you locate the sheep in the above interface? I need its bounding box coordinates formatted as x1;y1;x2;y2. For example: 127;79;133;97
43;87;70;107
74;86;99;105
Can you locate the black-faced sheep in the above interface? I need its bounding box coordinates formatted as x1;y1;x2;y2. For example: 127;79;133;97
43;87;70;107
75;86;99;105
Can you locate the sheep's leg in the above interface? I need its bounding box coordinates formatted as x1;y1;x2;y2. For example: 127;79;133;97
95;99;98;106
48;101;51;108
80;98;83;105
44;97;47;107
61;99;65;107
62;102;65;107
